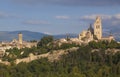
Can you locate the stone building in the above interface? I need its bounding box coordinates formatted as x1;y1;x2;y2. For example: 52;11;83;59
79;24;94;42
18;33;23;45
79;16;114;42
94;16;102;40
0;33;37;57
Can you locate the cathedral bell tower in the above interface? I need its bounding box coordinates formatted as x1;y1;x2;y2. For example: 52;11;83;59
94;16;102;40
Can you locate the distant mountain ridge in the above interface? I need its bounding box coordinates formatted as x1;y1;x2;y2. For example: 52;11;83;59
0;30;77;41
103;28;120;41
0;30;47;41
0;30;119;42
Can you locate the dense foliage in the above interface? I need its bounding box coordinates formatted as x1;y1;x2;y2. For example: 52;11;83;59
0;44;120;77
37;36;54;47
1;37;120;77
89;40;120;49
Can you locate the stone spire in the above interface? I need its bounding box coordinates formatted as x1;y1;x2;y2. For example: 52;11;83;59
88;24;94;34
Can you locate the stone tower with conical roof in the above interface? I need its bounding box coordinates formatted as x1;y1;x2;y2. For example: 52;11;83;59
94;16;102;39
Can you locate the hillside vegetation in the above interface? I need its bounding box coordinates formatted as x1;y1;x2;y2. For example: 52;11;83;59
0;36;120;77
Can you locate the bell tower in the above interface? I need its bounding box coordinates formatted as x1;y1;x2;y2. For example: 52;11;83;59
94;16;102;39
18;33;22;44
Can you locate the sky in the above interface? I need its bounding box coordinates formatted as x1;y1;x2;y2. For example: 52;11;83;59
0;0;120;35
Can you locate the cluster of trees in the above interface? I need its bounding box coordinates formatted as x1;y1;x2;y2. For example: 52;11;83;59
0;44;120;77
1;36;120;77
2;36;78;62
89;40;120;49
0;46;120;77
58;43;78;49
3;47;41;62
2;36;54;62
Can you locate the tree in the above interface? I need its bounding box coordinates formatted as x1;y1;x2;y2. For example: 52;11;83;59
37;36;54;47
69;66;86;77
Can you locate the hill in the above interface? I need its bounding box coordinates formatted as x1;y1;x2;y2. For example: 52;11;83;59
0;31;47;41
0;30;77;41
0;30;119;42
0;41;120;77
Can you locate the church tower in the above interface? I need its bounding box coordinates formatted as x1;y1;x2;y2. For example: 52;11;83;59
18;33;23;45
94;16;102;39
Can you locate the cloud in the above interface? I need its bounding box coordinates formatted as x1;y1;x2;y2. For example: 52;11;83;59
23;20;50;25
55;16;70;20
79;13;120;31
111;20;120;25
114;14;120;19
80;13;120;21
0;12;20;18
80;14;112;20
13;0;120;6
0;12;9;18
43;32;52;35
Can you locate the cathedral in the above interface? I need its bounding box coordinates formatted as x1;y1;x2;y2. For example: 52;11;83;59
79;16;114;42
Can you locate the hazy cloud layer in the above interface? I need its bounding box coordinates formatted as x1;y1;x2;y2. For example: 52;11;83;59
23;20;50;25
81;14;113;20
13;0;120;6
80;14;120;31
0;12;9;18
80;14;120;22
0;12;20;18
55;16;70;20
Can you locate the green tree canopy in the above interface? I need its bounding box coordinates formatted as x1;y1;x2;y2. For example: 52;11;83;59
37;36;54;47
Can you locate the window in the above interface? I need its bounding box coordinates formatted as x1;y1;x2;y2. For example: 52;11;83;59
96;21;99;23
96;25;100;29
